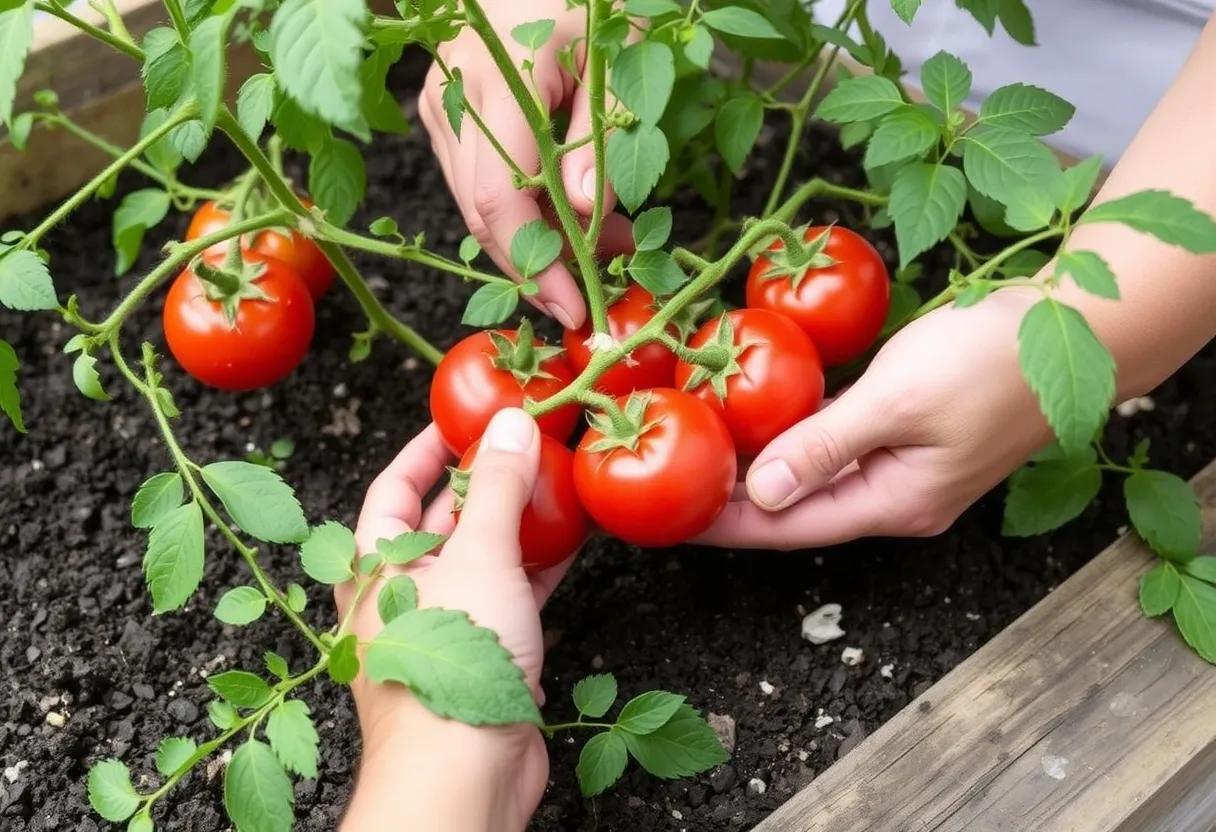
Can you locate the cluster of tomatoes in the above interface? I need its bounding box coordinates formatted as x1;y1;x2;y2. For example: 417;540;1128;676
162;199;334;391
433;226;890;570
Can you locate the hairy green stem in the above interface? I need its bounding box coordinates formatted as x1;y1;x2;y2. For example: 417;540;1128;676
34;1;144;60
162;0;191;38
584;0;610;252
315;223;508;286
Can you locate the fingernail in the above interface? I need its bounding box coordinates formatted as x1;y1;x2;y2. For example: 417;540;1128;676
485;408;536;454
749;459;799;509
580;169;597;201
544;302;576;330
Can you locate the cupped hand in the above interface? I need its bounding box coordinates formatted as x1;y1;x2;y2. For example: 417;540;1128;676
337;410;572;831
419;0;633;330
697;289;1055;549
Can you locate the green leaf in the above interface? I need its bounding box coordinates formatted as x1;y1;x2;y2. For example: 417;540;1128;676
156;737;198;777
462;281;520;326
265;651;290;679
0;249;56;311
224;740;294;832
267;699;320;778
112;189;172;275
8;110;31;151
864;106;938;168
1139;561;1180;618
71;349;110;403
1080;190;1216;254
888;163;967;267
611;40;675;126
1017;299;1115;454
509;219;563;279
620;703;729;778
510;18;556;50
1002;447;1101;536
201;461;308;544
299;521;356;584
132;473;185;529
365;607;541;725
816;75;904;124
286;583;307;613
701;7;784;40
980;83;1074;134
962;125;1059;206
209;670;273;708
187;13;229;134
1002;186;1057;232
378;574;418;623
141;109;183;173
607;124;669;213
616;691;685;734
684;24;714;68
632;207;672;252
441;70;463;137
87;760;139;822
0;338;24;433
272;94;327;153
309;137;366;227
625;0;682;16
1125;470;1202;561
208;699;237;730
143;501;205;613
1053;155;1103;217
141;28;190;112
328;633;360;683
577;731;628;796
920;51;971;114
459;234;480;263
573;673;618;718
1184;557;1216;584
627;250;687;296
359;44;409;135
0;1;34;127
168;118;207;163
997;0;1036;45
1173;576;1216;663
215;586;267;626
714;93;763;175
237;73;276;141
269;0;367;127
127;815;153;832
378;531;445;565
890;0;923;23
1055;250;1119;299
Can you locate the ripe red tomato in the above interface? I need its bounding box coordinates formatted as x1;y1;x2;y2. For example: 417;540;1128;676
573;388;736;547
746;226;890;366
163;252;315;391
674;309;824;457
562;285;677;396
430;324;581;454
456;435;589;572
187;198;335;300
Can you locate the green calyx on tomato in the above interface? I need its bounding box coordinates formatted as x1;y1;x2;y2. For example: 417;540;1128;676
488;318;566;385
582;391;663;454
758;225;838;284
667;295;720;341
191;255;273;327
447;464;472;510
677;315;755;402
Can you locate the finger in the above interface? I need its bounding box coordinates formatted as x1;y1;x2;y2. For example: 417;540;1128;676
419;489;458;537
473;95;587;329
561;82;617;216
530;554;577;608
446;408;541;567
597;212;635;259
355;425;453;554
745;383;896;512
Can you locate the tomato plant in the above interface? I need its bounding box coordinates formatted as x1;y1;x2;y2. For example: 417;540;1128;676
674;309;824;457
573;389;737;547
163;252;315;391
563;285;677;395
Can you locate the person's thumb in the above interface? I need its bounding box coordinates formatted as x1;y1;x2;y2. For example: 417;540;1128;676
561;82;616;216
448;408;540;565
745;386;893;512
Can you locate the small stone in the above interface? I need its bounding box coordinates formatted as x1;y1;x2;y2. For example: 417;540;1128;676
132;683;154;700
709;764;737;794
167;698;199;724
840;647;864;666
1116;396;1155;417
747;777;767;795
965;612;982;621
759;680;775;696
797;750;809;762
25;646;40;664
104;691;134;711
814;710;834;730
591;655;604;670
626;796;644;809
879;663;895;679
801;604;845;645
687;785;708;808
672;809;683;820
45;712;66;728
37;695;60;713
3;762;27;783
708;713;737;754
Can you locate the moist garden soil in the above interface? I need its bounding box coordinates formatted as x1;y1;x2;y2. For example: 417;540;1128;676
2;61;1215;832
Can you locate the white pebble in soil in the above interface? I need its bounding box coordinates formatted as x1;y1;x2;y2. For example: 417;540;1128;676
1115;396;1155;417
880;663;895;679
747;777;767;795
802;603;845;645
840;646;864;666
759;680;775;696
3;761;28;783
814;709;834;729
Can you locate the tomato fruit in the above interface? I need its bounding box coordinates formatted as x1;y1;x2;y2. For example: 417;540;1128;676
573;388;736;547
674;309;824;457
746;225;890;366
430;321;581;454
562;285;677;396
163;252;315;391
455;435;589;572
187;198;335;300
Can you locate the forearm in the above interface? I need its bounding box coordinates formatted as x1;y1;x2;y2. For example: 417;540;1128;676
1054;14;1216;399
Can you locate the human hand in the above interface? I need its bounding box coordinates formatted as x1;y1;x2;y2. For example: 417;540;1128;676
697;289;1055;549
419;0;633;330
338;410;571;832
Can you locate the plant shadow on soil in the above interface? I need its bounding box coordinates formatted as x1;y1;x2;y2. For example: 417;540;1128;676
2;62;1214;832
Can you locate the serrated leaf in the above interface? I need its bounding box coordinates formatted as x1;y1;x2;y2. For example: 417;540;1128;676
1139;562;1180;617
701;7;783;39
224;741;294;832
377;530;445;565
208;699;237;730
113;189;172;275
612;40;674;126
616;691;685;734
1124;470;1201;561
1055;250;1119;299
141;29;190;112
1080;190;1216;254
299;521;356;584
607;123;669;213
141;109;183;173
816;75;904;124
0;338;24;433
510;18;556;50
628;250;687;296
127;813;153;832
269;0;367;127
87;760;139;822
962;125;1059;206
442;70;463;137
888;163;967;267
920;51;971;114
309;137;365;227
265;651;290;679
168;118;207;163
328;633;360;683
0;249;57;311
215;586;267;626
1017;299;1115;453
997;0;1036;45
1002;447;1100;536
715;93;763;174
509;219;562;279
378;574;418;623
187;13;229;133
143;501;205;613
359;43;409;135
864;106;938;168
578;731;628;796
1052;155;1103;216
267;699;320;778
980;82;1074;134
1174;576;1216;663
237;73;276;141
0;1;34;127
272;94;327;152
209;670;273;708
71;350;110;402
632;207;672;251
131;473;185;529
890;0;922;23
201;461;308;544
620;703;729;778
461;282;520;326
573;674;618;718
156;737;197;776
365;607;540;725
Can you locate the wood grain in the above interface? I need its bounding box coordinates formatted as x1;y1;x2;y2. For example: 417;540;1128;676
758;460;1216;832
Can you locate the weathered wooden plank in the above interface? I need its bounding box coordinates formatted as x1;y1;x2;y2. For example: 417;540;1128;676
758;460;1216;832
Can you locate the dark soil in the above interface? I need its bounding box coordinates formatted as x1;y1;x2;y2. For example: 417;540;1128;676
2;63;1214;832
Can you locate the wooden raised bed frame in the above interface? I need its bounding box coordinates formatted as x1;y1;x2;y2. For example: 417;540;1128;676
3;5;1213;829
